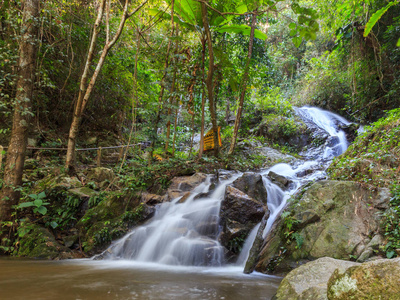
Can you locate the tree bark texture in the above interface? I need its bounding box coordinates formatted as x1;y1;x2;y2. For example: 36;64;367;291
0;0;40;222
228;11;257;155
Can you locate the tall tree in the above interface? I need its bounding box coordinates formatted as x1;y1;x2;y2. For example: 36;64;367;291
228;9;257;155
0;0;40;221
65;0;147;172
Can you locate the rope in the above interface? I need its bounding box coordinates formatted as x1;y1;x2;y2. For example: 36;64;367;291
0;144;140;151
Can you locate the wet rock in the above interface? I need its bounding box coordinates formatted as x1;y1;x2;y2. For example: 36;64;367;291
219;185;267;260
166;173;209;201
274;257;358;300
232;172;268;204
255;181;391;275
267;171;293;190
339;123;359;143
141;192;164;205
327;258;400;299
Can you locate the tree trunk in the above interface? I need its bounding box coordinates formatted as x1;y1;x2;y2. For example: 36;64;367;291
198;37;206;159
165;24;179;152
66;0;147;172
0;0;40;222
148;0;174;163
228;11;257;155
201;2;219;157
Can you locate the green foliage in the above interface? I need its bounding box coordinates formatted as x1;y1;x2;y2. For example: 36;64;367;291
328;108;400;187
17;192;49;215
364;1;398;37
382;185;400;258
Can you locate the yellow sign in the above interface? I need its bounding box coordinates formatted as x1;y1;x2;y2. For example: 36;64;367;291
153;154;163;161
203;127;222;151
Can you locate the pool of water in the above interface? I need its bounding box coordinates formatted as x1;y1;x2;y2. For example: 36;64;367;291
0;259;281;300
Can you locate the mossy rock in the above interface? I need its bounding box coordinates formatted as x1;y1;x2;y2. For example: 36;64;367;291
327;258;400;299
15;221;72;259
255;180;390;275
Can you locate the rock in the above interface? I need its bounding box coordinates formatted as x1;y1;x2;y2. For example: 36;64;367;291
232;172;268;204
166;173;209;201
244;212;269;274
141;192;164;205
256;147;295;166
267;171;293;190
16;221;75;259
327;258;400;299
68;187;98;199
274;257;358;300
255;180;390;275
338;123;359;143
87;167;115;183
62;235;79;248
219;185;267;260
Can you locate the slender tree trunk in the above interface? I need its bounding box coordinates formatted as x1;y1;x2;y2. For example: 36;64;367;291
66;0;106;172
165;25;179;152
228;11;257;155
198;37;206;159
0;0;40;221
201;2;219;156
66;0;147;172
148;0;174;163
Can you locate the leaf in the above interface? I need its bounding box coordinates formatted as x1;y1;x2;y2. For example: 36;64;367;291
289;22;296;29
215;25;267;40
37;191;46;199
49;221;58;229
289;29;297;37
397;38;400;47
236;4;248;14
364;1;397;37
18;202;34;208
292;36;302;48
33;199;43;207
36;206;47;215
386;250;395;259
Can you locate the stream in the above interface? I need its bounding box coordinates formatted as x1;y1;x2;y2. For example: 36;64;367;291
0;106;352;299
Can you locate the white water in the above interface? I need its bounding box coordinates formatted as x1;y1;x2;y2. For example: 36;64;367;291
101;174;241;267
101;106;351;273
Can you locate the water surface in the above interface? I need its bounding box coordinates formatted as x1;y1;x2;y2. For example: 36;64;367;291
0;258;281;300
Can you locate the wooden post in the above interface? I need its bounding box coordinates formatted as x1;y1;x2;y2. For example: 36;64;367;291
118;146;124;161
97;147;102;167
0;145;3;168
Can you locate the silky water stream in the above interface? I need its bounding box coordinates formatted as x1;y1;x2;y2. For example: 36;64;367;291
0;106;352;300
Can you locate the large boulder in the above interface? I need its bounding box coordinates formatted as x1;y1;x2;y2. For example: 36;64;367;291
274;257;358;300
231;172;268;204
273;257;400;299
16;221;76;259
327;257;400;299
219;185;267;261
255;180;391;275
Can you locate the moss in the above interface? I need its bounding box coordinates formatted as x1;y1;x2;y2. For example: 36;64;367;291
327;259;400;299
15;221;71;259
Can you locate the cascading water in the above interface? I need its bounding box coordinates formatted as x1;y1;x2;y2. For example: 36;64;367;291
100;106;352;272
238;106;352;265
100;173;241;266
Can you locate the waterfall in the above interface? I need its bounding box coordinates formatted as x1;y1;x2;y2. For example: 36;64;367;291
100;174;241;266
99;106;352;271
238;106;352;266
